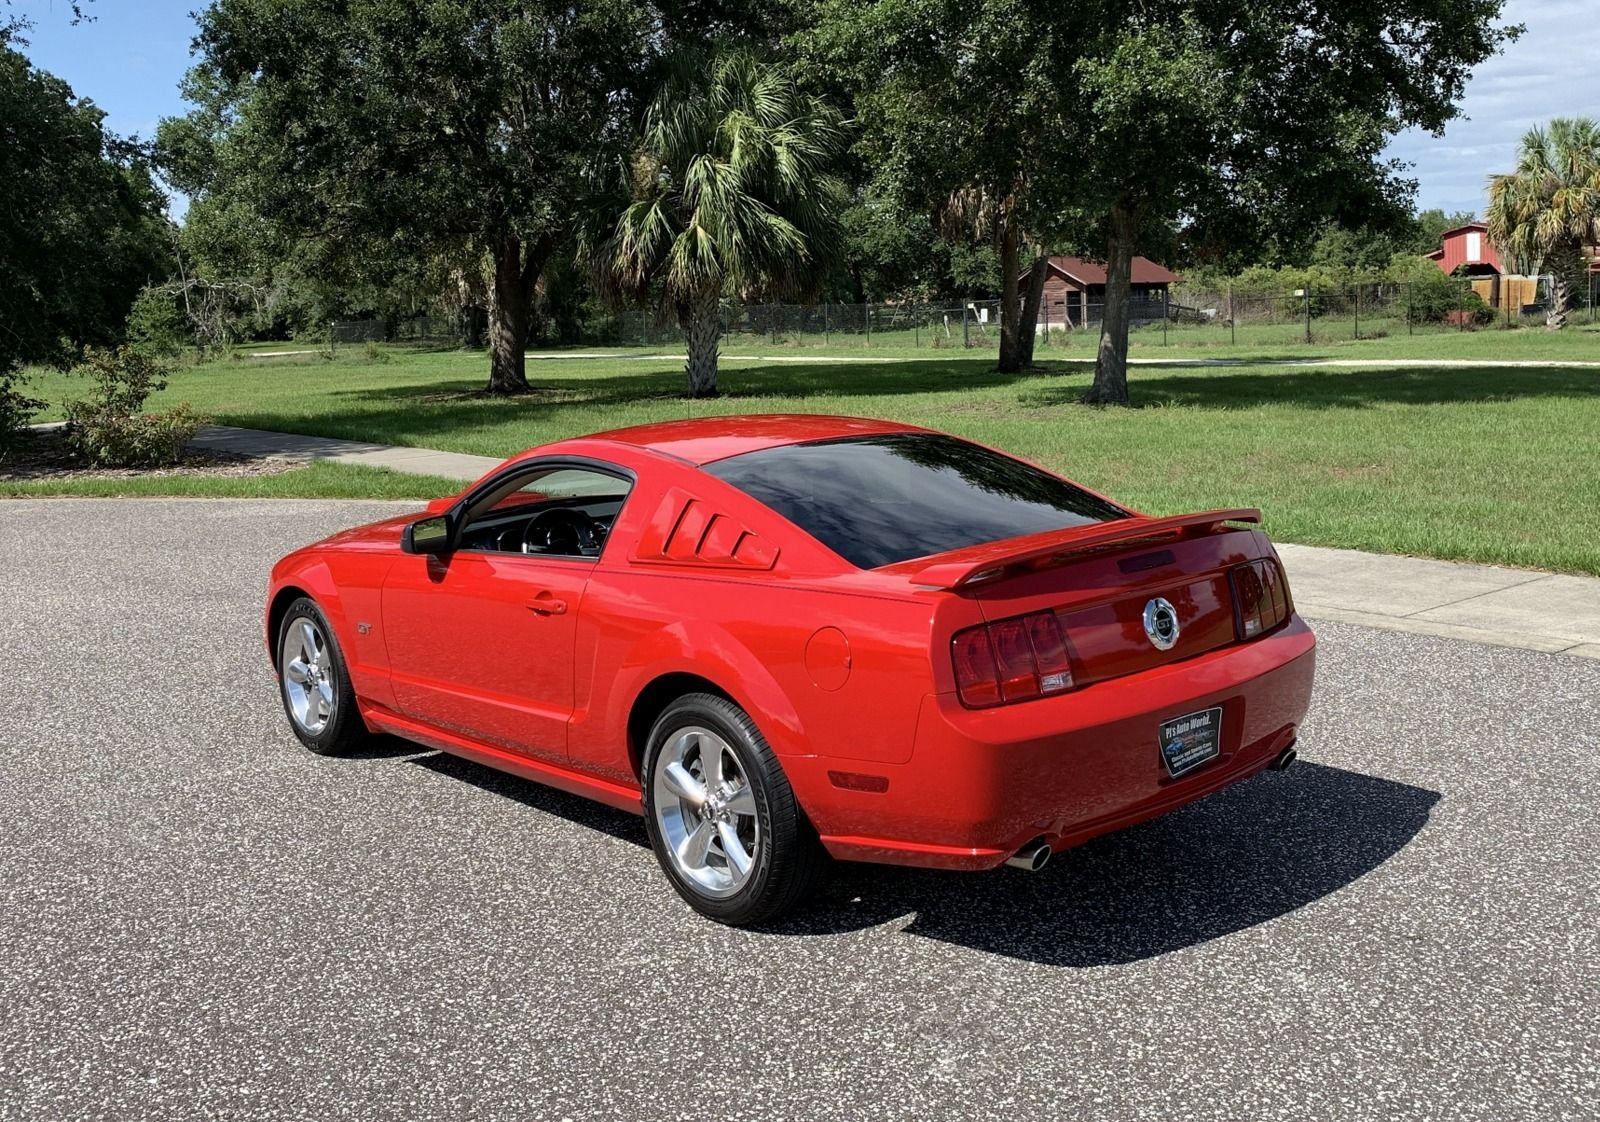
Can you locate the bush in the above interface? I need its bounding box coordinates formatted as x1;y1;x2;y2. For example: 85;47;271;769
0;369;46;464
62;347;208;467
125;287;194;358
65;403;207;467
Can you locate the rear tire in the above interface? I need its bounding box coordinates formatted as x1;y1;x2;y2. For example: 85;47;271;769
642;693;824;925
276;597;367;756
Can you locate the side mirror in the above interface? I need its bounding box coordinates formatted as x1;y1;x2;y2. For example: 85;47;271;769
402;514;454;556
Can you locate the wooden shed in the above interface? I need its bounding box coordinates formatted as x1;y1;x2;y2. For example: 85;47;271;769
1035;255;1182;329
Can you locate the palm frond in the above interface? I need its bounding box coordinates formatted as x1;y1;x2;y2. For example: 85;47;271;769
590;42;850;309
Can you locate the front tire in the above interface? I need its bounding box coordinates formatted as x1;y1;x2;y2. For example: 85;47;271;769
276;597;367;756
642;693;824;925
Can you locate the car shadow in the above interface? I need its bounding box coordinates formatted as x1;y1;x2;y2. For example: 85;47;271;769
764;762;1439;966
404;751;1437;968
407;749;647;847
340;734;438;760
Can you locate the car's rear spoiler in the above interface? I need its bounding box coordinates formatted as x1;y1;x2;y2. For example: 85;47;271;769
897;508;1262;591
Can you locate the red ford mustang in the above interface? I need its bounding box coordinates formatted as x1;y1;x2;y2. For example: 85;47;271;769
267;415;1315;924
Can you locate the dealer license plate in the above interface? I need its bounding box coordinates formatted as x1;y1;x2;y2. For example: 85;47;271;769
1159;707;1223;777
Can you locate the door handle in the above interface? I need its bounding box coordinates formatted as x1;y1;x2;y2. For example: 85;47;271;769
527;593;568;616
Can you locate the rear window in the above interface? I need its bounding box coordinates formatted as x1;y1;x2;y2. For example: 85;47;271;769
703;433;1128;569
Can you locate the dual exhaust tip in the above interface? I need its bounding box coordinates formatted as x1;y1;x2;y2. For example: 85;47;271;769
1005;742;1299;873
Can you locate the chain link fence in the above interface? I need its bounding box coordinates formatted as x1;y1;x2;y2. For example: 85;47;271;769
599;300;1014;350
330;275;1596;352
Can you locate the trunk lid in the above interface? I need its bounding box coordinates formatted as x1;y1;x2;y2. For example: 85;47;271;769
891;510;1263;688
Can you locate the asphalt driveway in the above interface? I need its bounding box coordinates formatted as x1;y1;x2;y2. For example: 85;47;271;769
2;499;1596;1122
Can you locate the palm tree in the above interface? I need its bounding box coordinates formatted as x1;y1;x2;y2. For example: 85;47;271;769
1486;117;1600;329
595;48;847;397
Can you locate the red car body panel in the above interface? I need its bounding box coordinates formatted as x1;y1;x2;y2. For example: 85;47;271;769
267;415;1316;870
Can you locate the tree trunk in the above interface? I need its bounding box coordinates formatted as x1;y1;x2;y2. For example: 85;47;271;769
463;304;486;349
1016;253;1049;368
1545;252;1581;329
996;220;1022;373
486;235;544;395
682;292;722;397
1084;205;1136;405
1546;273;1570;329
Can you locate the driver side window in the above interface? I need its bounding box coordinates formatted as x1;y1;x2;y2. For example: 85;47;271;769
459;465;632;559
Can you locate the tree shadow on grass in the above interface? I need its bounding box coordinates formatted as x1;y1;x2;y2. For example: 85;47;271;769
403;748;1438;969
214;358;1041;448
1020;362;1600;411
222;359;1600;454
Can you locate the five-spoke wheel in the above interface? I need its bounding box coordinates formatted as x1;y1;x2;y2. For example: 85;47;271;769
643;693;824;925
282;617;336;736
652;726;762;898
275;597;366;755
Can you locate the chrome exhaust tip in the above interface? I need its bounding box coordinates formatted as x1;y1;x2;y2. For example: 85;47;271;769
1006;839;1052;872
1270;746;1298;771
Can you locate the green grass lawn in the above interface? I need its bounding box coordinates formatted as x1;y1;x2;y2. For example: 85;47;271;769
0;460;460;500
21;339;1600;574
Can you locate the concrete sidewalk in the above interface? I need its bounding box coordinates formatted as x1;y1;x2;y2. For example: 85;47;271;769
186;425;1600;661
189;424;503;480
1276;543;1600;661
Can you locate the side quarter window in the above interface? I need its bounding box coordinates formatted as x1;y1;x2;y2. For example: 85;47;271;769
457;465;632;559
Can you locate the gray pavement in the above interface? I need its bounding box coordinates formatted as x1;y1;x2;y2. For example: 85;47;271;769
2;498;1597;1121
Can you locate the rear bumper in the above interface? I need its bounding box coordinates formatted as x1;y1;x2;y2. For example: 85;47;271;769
800;617;1316;871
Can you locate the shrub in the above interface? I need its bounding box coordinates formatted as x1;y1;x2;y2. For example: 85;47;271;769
63;347;208;468
0;369;46;464
125;287;194;358
65;403;207;467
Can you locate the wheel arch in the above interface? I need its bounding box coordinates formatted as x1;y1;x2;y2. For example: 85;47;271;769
625;672;737;781
610;619;812;784
266;585;312;668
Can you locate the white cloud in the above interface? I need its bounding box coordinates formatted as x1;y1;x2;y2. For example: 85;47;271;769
1386;0;1600;216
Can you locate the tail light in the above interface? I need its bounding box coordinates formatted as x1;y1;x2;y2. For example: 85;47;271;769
951;610;1074;708
1230;558;1291;640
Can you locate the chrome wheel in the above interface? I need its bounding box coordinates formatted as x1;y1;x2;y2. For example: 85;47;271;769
651;726;760;899
281;618;336;736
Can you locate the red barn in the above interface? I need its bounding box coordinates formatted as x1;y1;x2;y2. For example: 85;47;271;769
1035;255;1182;329
1424;222;1551;310
1425;222;1505;275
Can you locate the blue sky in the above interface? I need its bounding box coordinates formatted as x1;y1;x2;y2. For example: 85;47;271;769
13;0;1599;224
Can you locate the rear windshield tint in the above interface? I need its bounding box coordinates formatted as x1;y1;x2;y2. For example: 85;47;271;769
703;433;1129;569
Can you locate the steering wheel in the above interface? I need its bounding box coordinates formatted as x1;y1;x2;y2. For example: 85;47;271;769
522;508;601;556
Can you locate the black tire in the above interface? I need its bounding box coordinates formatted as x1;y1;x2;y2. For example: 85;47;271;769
275;597;368;756
642;693;825;926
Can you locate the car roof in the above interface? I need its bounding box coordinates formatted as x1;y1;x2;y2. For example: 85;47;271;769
572;414;931;466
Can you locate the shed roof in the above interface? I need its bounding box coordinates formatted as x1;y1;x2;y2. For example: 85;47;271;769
1046;255;1181;286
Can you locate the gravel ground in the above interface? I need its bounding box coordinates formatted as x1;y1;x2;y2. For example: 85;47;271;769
1;498;1596;1122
